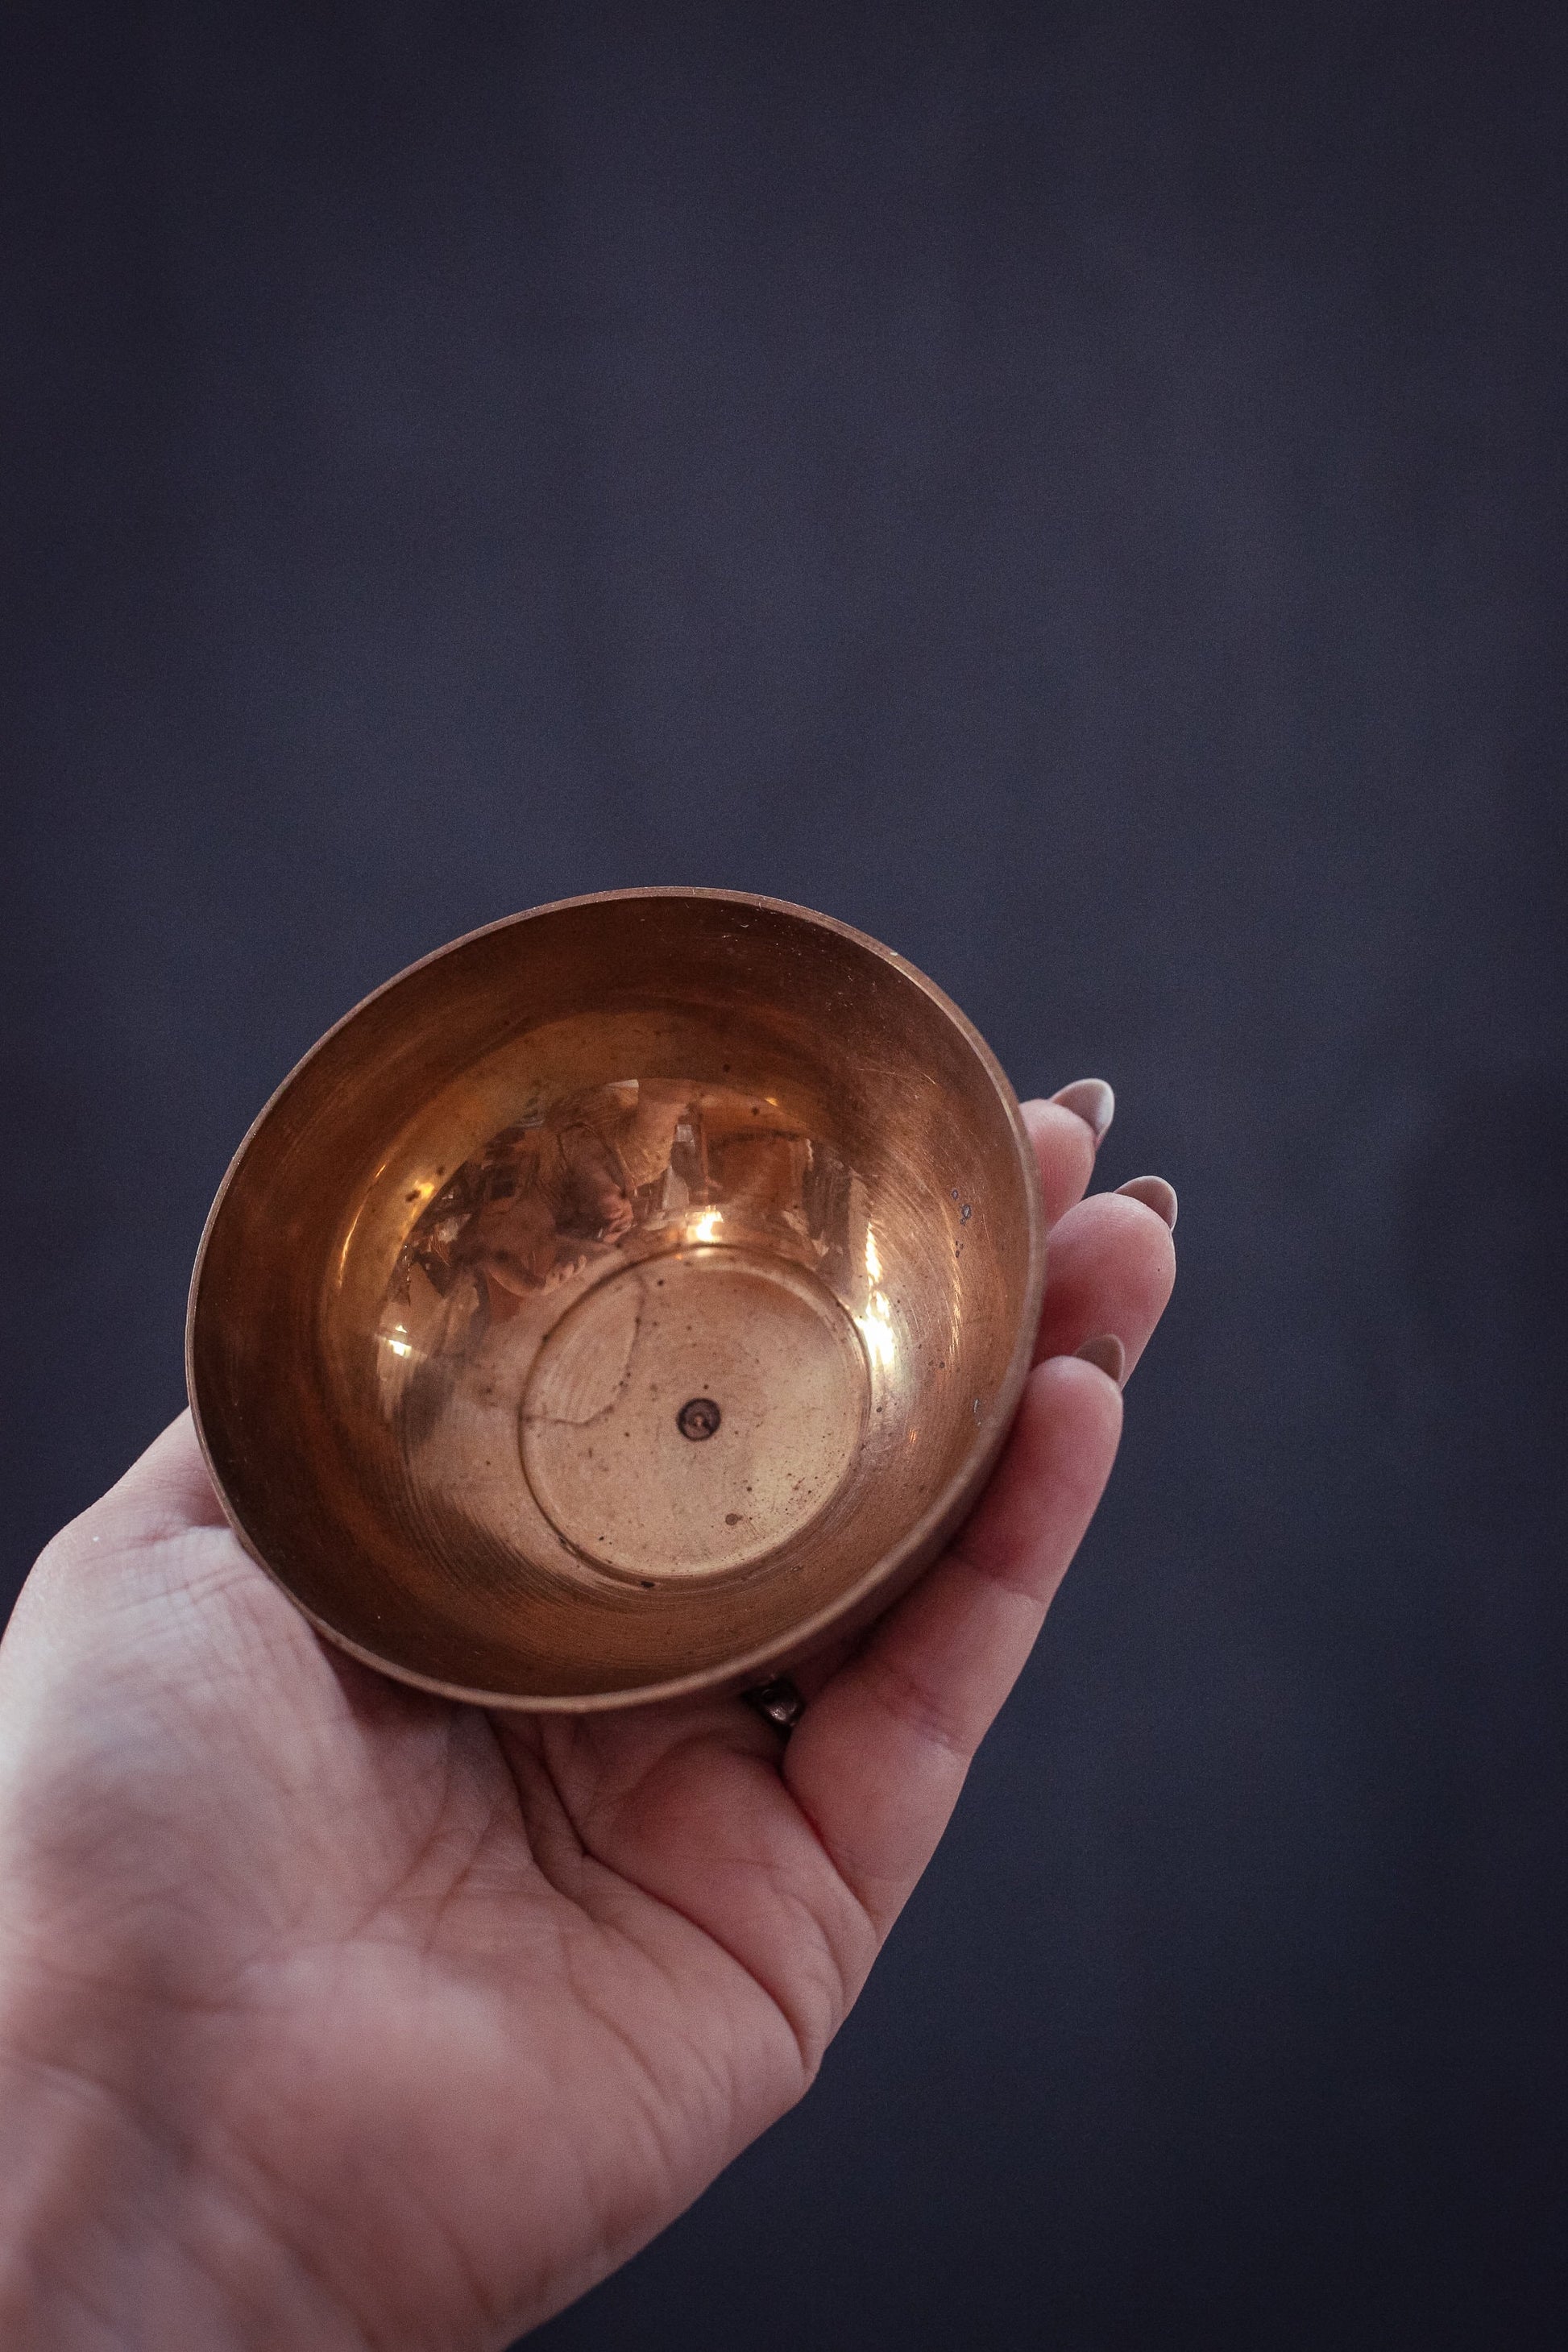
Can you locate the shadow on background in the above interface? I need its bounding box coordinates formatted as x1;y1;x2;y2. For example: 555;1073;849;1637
3;2;1565;2345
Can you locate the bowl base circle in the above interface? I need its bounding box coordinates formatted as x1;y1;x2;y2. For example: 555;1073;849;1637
520;1245;866;1586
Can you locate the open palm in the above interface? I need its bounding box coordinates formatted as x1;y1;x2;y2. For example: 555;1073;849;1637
0;1093;1174;2350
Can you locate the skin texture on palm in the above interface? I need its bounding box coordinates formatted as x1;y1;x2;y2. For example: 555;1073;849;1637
0;1089;1175;2350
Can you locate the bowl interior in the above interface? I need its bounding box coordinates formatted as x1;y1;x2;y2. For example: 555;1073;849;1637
189;894;1041;1703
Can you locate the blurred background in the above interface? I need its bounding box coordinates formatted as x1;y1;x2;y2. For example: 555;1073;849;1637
3;2;1565;2344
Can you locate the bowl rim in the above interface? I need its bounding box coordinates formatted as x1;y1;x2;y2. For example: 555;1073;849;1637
186;886;1047;1710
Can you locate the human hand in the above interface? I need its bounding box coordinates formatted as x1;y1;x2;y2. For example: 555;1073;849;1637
0;1083;1175;2350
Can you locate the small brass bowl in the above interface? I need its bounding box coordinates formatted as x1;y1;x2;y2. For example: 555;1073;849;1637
187;890;1044;1709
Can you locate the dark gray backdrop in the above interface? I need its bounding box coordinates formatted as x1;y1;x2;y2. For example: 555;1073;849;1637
4;4;1566;2345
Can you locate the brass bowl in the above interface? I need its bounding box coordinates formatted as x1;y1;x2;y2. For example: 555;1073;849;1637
187;890;1045;1709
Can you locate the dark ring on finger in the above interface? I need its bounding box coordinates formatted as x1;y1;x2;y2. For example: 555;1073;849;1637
742;1676;804;1737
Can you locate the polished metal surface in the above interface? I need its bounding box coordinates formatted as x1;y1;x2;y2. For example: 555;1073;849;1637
187;890;1045;1709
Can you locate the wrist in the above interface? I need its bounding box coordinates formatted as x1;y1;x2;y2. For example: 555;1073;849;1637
0;2031;160;2347
0;1981;361;2352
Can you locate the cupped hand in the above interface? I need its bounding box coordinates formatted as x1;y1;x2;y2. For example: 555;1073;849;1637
0;1085;1175;2350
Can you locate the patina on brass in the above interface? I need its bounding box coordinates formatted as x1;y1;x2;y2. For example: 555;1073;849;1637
186;890;1045;1710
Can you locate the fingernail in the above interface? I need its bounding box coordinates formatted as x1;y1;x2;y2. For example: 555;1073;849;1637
1073;1332;1126;1383
1116;1175;1177;1230
1051;1077;1115;1144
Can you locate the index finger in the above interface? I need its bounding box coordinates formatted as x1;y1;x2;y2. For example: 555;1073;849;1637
1023;1079;1114;1226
